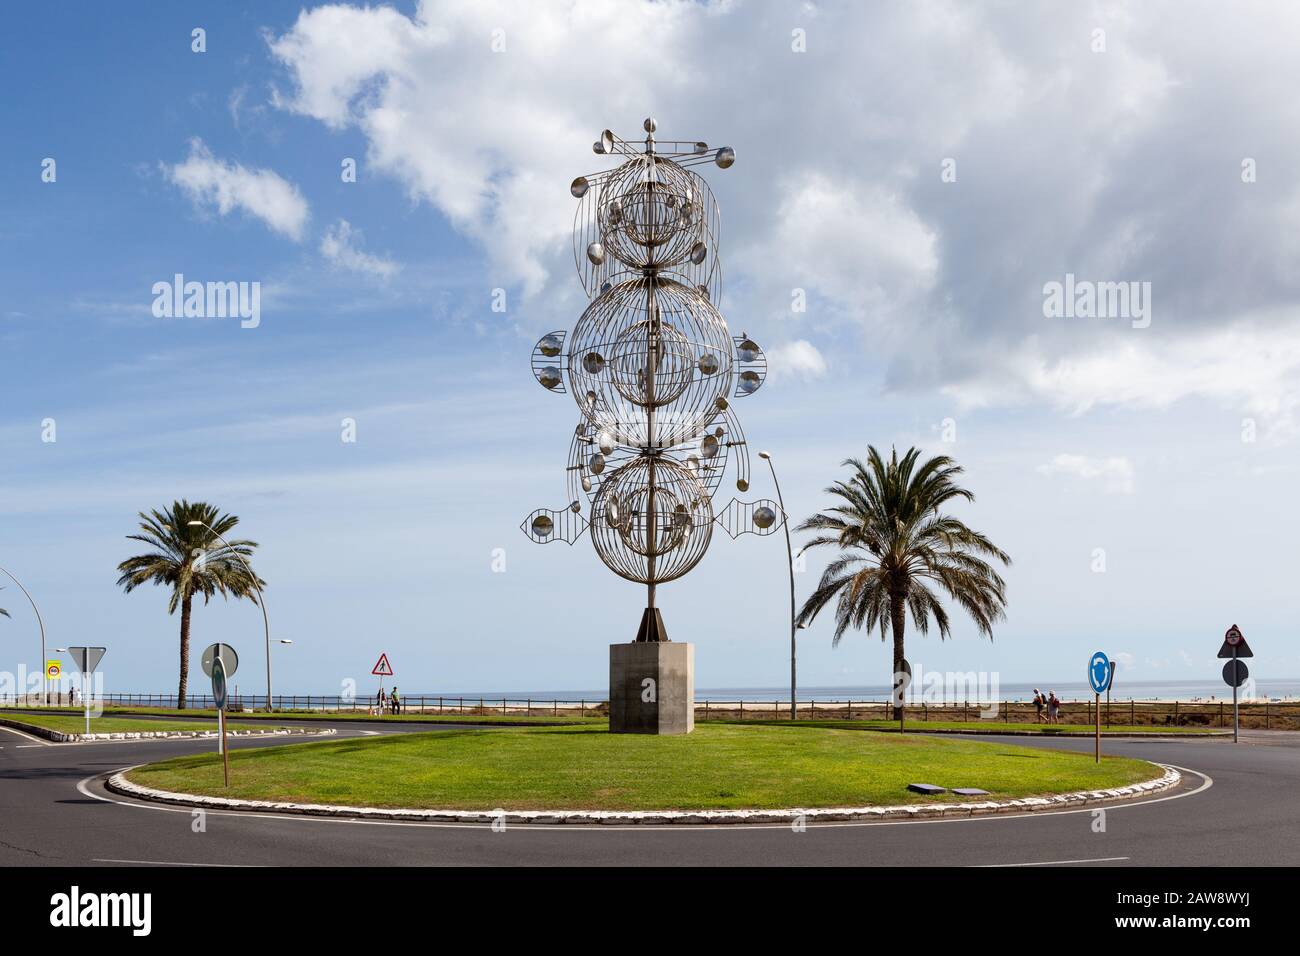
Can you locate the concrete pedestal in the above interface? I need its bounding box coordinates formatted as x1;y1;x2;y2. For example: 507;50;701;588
609;641;694;735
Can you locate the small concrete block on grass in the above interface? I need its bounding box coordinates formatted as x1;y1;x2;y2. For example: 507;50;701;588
907;783;947;795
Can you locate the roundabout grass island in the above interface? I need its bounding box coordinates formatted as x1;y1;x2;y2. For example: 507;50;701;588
123;723;1164;813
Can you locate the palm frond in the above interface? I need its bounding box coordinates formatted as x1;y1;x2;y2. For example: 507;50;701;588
116;499;266;612
795;445;1011;658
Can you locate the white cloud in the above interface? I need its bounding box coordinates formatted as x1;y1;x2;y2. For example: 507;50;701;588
748;177;938;338
320;219;401;280
265;0;1300;431
164;138;309;241
269;0;675;293
1036;454;1135;494
947;314;1300;440
265;1;995;299
766;340;828;381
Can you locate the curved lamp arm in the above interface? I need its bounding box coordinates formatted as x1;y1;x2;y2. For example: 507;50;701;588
187;522;272;711
0;565;48;705
757;452;798;721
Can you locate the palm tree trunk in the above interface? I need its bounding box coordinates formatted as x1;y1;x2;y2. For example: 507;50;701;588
890;592;907;722
178;592;192;709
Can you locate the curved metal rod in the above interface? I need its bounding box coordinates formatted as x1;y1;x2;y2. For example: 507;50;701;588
0;564;47;705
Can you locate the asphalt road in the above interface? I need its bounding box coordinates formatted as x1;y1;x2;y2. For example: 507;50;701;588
2;717;1297;867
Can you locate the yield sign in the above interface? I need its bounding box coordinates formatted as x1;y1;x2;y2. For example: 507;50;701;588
68;646;106;673
371;653;394;677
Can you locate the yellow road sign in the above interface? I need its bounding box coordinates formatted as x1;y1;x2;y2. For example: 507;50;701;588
45;660;62;680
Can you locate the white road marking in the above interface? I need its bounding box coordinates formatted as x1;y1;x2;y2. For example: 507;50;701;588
76;763;1213;833
94;858;261;867
0;725;55;746
978;856;1130;867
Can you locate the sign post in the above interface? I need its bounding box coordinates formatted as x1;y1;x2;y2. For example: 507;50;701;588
1218;625;1252;743
201;643;239;784
1105;660;1116;728
372;653;394;713
66;647;106;736
212;655;229;786
1088;651;1111;763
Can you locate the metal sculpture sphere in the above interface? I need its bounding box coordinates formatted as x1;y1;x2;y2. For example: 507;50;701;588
567;276;733;449
596;156;706;271
590;456;713;585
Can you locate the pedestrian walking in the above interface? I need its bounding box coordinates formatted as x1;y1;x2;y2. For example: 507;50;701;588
391;686;401;715
1033;688;1045;724
1048;690;1060;724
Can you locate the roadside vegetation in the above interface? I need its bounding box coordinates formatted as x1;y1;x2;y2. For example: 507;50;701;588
713;718;1222;735
1;705;601;726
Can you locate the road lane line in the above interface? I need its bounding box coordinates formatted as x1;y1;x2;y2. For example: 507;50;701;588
94;858;261;867
978;856;1130;867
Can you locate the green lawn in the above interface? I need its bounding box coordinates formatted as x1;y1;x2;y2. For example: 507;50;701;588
9;706;599;726
717;718;1222;735
125;723;1161;811
1;713;285;735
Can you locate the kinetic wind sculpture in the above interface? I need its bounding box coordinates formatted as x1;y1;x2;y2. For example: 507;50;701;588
521;119;783;734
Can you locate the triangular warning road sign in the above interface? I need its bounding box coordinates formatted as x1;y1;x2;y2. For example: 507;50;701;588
371;653;394;676
1218;638;1253;659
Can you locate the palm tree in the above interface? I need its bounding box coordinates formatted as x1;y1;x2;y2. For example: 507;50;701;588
796;446;1010;720
116;500;264;708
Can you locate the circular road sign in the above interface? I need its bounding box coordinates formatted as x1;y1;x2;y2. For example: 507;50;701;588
1088;651;1111;694
1223;659;1249;688
212;656;228;709
201;643;239;679
1225;625;1243;646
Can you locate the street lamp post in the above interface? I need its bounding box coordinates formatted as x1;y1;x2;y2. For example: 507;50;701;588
187;521;272;711
758;452;800;720
0;565;47;706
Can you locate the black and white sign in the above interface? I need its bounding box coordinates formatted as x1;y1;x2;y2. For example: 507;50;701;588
201;643;239;679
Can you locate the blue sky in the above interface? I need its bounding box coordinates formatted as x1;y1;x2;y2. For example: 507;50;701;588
2;1;1299;699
